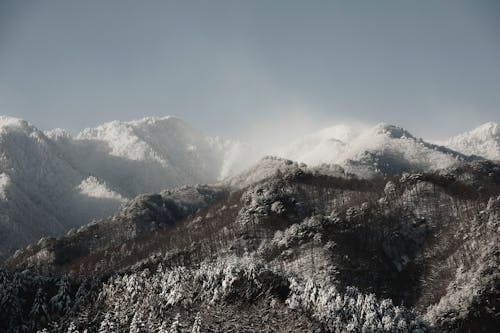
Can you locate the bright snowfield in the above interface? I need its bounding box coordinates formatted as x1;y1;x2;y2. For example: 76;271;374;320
0;114;498;258
442;122;500;161
46;116;249;196
277;123;480;177
0;115;248;258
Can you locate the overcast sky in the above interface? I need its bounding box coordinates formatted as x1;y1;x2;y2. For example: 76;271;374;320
0;0;499;140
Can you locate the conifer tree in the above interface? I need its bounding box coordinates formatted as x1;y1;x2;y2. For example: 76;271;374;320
169;313;181;333
98;312;114;333
191;312;202;333
50;275;72;316
29;288;50;331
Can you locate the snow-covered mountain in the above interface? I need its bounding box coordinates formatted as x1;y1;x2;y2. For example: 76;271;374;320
0;115;496;259
276;123;474;177
0;116;123;258
5;158;499;332
48;116;247;197
442;122;500;161
0;116;246;258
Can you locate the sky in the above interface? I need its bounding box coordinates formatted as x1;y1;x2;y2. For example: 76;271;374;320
0;0;499;140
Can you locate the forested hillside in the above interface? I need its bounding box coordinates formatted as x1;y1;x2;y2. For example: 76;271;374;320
2;159;498;332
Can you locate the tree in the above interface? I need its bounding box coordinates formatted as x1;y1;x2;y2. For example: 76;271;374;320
50;275;72;316
29;288;50;331
0;273;23;331
158;320;169;333
191;312;202;333
66;321;79;333
129;311;143;333
98;312;115;333
169;313;181;333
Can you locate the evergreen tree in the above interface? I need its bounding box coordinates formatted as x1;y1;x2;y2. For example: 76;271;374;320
50;275;72;316
159;320;169;333
72;280;89;311
98;312;114;333
29;288;50;331
66;321;79;333
191;312;202;333
169;313;181;333
0;273;23;331
129;311;143;333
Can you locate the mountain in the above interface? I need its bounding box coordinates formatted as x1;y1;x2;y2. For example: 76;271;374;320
277;123;476;177
48;116;250;196
1;114;499;332
0;115;495;259
0;116;246;258
4;159;499;332
442;122;500;161
0;116;127;259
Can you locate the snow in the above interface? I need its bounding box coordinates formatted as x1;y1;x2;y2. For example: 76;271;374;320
209;137;258;180
276;122;468;176
77;176;127;202
277;125;354;166
223;156;305;188
77;118;168;164
0;115;248;257
442;122;500;160
0;116;30;133
70;116;248;194
0;114;495;258
0;172;10;200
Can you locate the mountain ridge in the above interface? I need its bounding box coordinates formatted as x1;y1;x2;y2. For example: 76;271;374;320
443;122;500;160
277;122;479;177
0;115;497;259
0;115;245;258
5;158;499;332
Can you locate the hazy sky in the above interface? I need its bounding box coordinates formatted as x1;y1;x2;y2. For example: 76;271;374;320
0;0;499;140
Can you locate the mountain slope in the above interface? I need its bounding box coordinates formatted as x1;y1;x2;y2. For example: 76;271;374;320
0;116;127;259
278;123;476;177
49;116;247;196
5;159;499;332
0;116;246;259
0;115;496;262
443;122;500;160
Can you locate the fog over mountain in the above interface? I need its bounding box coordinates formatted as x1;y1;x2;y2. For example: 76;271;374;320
2;1;499;331
0;115;247;258
442;122;500;161
0;115;498;259
0;114;498;333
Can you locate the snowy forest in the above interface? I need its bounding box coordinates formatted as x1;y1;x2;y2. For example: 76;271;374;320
1;158;498;332
2;0;500;331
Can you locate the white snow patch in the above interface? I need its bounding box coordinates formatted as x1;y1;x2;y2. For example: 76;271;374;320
77;176;127;201
442;122;500;160
0;173;11;200
276;122;463;173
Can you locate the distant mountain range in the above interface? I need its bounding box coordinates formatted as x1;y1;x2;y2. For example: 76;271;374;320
442;122;500;160
0;115;498;258
0;116;246;258
277;123;483;177
0;114;499;332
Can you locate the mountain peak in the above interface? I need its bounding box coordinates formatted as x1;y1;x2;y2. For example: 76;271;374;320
0;116;33;133
371;123;415;139
95;115;185;130
444;122;500;160
469;122;500;138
